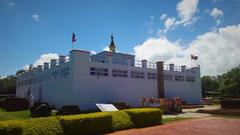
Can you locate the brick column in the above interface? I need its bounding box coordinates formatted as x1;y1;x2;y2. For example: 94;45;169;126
156;61;165;98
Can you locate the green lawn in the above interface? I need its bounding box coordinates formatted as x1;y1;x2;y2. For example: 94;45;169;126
162;117;192;124
211;114;240;119
0;108;30;121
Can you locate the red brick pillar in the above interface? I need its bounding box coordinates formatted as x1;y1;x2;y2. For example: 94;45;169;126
157;61;165;98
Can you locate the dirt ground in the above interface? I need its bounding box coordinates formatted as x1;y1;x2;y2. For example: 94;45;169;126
107;117;240;135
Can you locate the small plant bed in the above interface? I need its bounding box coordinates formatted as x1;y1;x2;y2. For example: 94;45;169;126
211;114;240;119
197;108;240;116
182;104;204;109
0;108;162;135
162;117;192;124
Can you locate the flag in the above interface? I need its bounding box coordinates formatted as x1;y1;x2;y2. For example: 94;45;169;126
191;54;198;60
72;32;76;43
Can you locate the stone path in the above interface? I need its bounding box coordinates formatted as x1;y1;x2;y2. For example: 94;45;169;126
163;105;219;118
107;117;240;135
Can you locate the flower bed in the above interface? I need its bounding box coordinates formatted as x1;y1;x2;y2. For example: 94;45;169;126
140;97;182;114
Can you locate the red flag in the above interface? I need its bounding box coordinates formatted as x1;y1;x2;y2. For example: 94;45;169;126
191;54;198;60
72;32;76;43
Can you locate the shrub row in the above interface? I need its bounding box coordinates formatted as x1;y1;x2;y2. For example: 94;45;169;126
0;117;63;135
124;108;162;128
0;108;162;135
2;98;29;111
0;120;22;135
59;113;112;135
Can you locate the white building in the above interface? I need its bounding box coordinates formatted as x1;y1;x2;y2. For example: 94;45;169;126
16;36;202;110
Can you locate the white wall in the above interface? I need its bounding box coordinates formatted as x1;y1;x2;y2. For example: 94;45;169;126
16;50;202;110
164;68;202;104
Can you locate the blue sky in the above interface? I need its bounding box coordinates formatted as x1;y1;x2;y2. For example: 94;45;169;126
1;0;240;76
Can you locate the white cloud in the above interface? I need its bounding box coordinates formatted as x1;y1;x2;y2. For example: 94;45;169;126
176;0;199;26
9;2;15;6
210;8;223;18
165;18;176;29
22;53;59;70
163;17;176;33
216;19;221;26
33;53;59;67
134;24;240;76
160;13;167;20
134;37;182;62
212;0;222;3
32;13;40;22
103;46;110;51
150;16;154;20
90;50;97;55
23;65;30;70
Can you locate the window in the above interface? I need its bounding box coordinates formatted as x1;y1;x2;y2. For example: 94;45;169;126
60;67;70;78
147;73;157;80
90;67;96;75
17;82;21;87
186;76;195;82
131;71;144;79
175;75;184;81
112;69;128;77
33;78;36;84
164;74;173;81
90;67;108;76
51;70;60;79
38;76;43;82
29;79;32;84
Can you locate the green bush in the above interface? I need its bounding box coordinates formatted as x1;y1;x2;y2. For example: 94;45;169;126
0;120;22;135
0;108;163;135
21;117;63;135
106;111;133;131
59;113;112;135
124;108;162;128
2;98;29;111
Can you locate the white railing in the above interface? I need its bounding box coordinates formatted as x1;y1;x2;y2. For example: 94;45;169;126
164;64;192;72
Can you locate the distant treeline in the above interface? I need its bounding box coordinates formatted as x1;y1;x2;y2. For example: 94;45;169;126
201;65;240;97
0;70;25;95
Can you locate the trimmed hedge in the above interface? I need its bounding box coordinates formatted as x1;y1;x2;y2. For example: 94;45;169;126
0;120;22;135
2;98;29;111
0;108;162;134
0;117;63;135
107;111;133;131
59;113;112;135
21;117;63;135
124;108;162;128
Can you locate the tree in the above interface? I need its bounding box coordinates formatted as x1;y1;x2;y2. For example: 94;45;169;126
0;75;16;94
15;70;26;76
201;75;219;97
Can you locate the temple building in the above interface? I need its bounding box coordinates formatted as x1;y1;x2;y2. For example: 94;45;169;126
15;35;202;110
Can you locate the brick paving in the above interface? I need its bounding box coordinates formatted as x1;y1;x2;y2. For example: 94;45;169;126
107;117;240;135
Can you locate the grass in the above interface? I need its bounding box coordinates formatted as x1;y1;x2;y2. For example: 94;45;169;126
162;117;192;124
0;108;30;121
211;114;240;119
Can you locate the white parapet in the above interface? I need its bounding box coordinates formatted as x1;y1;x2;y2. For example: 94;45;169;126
51;59;57;67
37;65;43;71
43;63;49;70
169;64;174;71
142;60;147;68
181;65;186;72
59;55;66;65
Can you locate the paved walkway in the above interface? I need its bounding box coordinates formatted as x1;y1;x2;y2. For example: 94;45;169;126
163;105;220;118
107;117;240;135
